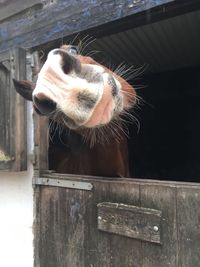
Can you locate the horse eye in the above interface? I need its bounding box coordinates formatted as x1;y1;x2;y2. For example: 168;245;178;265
68;46;78;55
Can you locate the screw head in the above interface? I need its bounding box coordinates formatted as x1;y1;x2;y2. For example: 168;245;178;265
153;226;159;232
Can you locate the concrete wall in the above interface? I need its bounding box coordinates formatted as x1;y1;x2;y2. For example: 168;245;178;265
0;102;34;267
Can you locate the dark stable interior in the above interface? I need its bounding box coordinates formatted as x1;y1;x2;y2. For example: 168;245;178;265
48;10;200;182
129;67;200;182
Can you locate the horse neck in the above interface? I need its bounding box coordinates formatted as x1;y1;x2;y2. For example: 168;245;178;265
51;128;130;177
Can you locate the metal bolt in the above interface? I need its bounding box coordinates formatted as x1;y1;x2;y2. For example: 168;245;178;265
153;226;159;232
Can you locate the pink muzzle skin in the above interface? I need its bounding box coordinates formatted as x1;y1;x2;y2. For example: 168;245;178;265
84;75;115;127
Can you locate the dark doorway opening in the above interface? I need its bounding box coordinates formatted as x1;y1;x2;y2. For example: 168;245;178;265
129;67;200;181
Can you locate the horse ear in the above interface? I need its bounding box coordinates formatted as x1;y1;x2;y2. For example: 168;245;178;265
13;79;34;101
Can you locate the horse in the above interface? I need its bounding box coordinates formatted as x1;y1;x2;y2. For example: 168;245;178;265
13;45;137;177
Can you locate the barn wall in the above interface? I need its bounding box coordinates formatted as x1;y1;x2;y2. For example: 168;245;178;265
0;102;34;267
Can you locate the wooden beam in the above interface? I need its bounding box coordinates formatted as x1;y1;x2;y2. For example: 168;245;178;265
0;0;174;51
1;0;200;52
0;0;42;23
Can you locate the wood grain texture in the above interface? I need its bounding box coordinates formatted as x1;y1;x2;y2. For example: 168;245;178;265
0;0;174;51
35;177;143;267
0;52;11;165
30;51;49;171
140;184;178;267
12;48;27;171
177;187;200;267
0;0;43;22
0;48;27;171
34;115;49;171
97;202;161;244
35;175;200;267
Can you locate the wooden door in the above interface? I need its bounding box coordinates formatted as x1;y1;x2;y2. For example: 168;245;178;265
34;173;200;267
0;48;27;171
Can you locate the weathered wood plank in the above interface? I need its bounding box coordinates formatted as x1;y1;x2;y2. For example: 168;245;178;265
36;181;111;267
31;52;49;171
140;184;178;267
0;0;175;50
94;181;141;267
0;55;10;162
37;171;200;188
177;187;200;267
11;48;27;171
97;202;162;244
37;186;86;267
35;174;200;267
83;180;112;267
33;183;40;267
35;177;142;267
0;50;10;62
34;116;49;170
0;48;27;171
0;0;43;22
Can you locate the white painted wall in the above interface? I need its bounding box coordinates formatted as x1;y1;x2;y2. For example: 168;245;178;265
0;102;34;267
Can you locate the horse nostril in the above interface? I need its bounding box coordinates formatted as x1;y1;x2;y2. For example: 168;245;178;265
33;94;57;115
